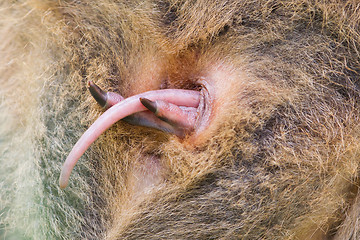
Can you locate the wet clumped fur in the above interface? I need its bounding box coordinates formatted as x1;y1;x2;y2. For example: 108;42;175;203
1;0;360;239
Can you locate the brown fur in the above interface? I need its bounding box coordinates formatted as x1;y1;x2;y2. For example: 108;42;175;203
1;0;360;239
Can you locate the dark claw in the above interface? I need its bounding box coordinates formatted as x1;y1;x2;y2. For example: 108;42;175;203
140;97;196;134
88;81;107;108
140;98;158;113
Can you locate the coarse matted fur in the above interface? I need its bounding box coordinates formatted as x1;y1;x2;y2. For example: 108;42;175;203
1;0;360;239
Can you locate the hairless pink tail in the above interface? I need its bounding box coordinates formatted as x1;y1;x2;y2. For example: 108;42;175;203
59;89;200;189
